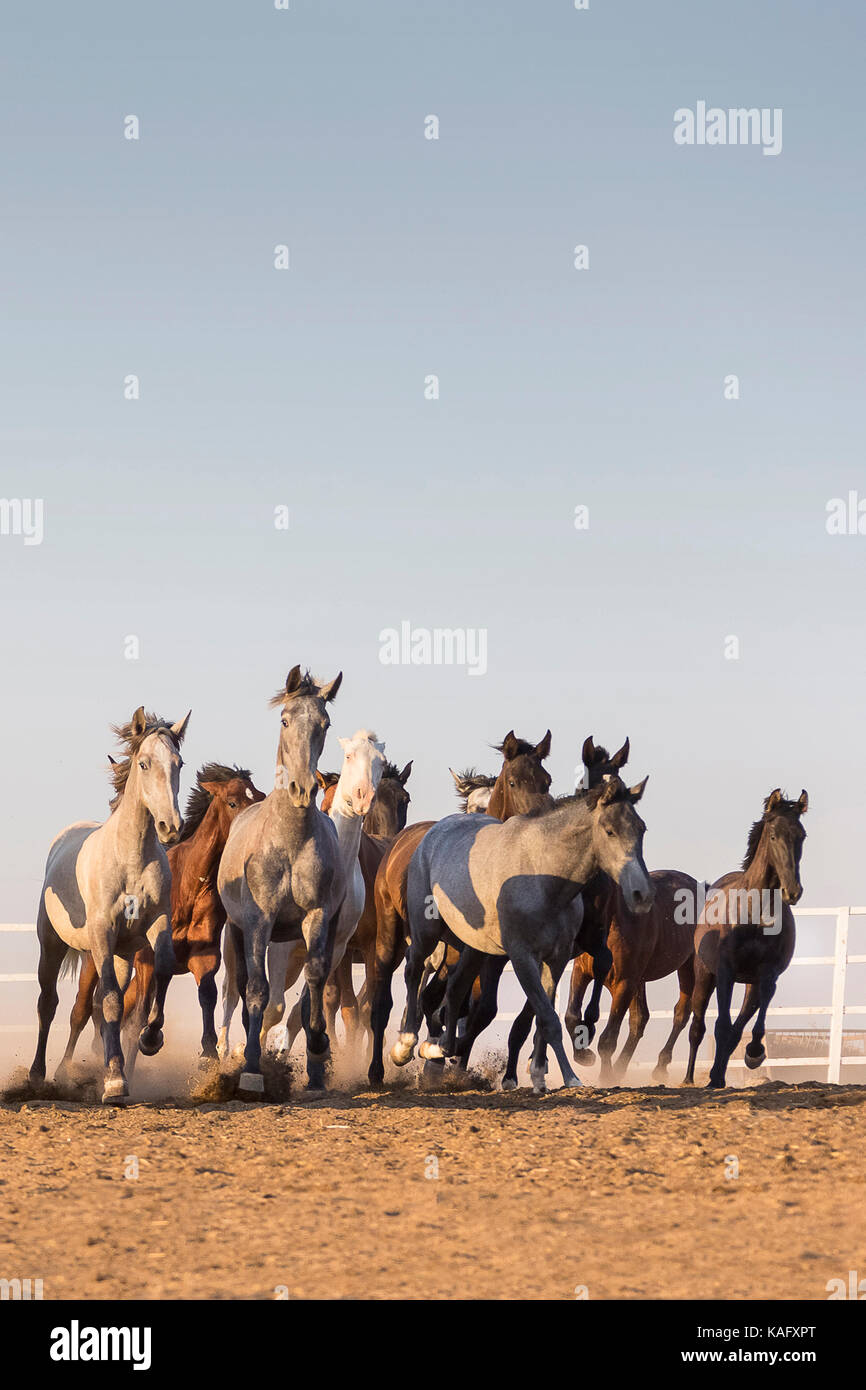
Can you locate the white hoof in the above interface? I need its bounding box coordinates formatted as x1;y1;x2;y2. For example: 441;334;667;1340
563;1074;583;1088
238;1071;265;1094
530;1067;548;1094
418;1039;445;1061
101;1077;128;1104
390;1032;416;1066
216;1031;228;1060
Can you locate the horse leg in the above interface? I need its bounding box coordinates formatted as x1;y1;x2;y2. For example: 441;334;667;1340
90;937;129;1103
367;890;404;1086
707;960;737;1088
744;972;779;1072
582;939;613;1054
654;955;695;1081
433;947;484;1061
614;982;650;1080
563;957;591;1059
596;977;635;1084
29;912;67;1087
509;943;581;1090
274;945;311;1056
684;963;715;1085
138;914;175;1057
122;952;151;1086
300;907;334;1091
502;998;535;1089
262;939;294;1040
190;951;220;1059
455;954;507;1073
238;921;270;1094
337;953;361;1050
216;922;239;1059
390;917;439;1069
56;950;99;1082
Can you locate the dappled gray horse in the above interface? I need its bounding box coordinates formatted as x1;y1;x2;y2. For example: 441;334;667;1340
217;665;344;1094
397;774;655;1091
31;707;189;1103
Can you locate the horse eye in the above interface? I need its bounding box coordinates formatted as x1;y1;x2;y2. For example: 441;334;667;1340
138;760;147;771
281;718;288;728
228;801;237;808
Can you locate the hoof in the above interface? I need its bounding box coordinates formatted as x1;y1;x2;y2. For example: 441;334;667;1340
28;1071;47;1092
101;1077;129;1105
238;1071;265;1094
573;1048;596;1065
390;1033;416;1067
706;1077;725;1089
418;1039;445;1061
137;1027;164;1057
744;1046;765;1070
652;1065;668;1083
562;1075;583;1089
501;1076;518;1091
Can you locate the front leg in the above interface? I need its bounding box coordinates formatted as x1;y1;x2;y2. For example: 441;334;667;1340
300;907;334;1091
138;913;175;1057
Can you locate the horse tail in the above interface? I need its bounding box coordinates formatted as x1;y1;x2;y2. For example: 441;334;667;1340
58;947;83;981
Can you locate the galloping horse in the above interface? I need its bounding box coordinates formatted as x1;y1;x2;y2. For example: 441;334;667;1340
685;789;807;1087
366;730;554;1086
60;764;265;1074
563;868;700;1084
217;666;344;1094
31;707;189;1103
397;775;655;1091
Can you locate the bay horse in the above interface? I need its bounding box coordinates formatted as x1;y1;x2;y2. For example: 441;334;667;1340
397;775;655;1090
217;665;344;1094
560;868;699;1085
366;729;554;1086
449;767;496;814
30;707;189;1103
58;763;265;1076
684;788;807;1088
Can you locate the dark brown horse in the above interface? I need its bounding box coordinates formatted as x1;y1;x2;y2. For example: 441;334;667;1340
366;730;554;1086
58;764;265;1073
685;788;807;1087
562;868;699;1084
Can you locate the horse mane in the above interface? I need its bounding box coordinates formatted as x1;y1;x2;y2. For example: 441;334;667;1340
742;792;804;869
492;735;535;758
268;670;319;708
537;777;628;818
107;711;184;809
180;763;253;841
381;760;406;782
318;770;341;789
451;766;496;811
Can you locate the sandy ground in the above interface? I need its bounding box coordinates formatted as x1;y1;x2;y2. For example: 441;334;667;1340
1;1058;865;1301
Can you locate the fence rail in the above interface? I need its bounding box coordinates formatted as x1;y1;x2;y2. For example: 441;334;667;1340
2;908;865;1083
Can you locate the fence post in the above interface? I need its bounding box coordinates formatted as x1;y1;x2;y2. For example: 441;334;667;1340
827;907;850;1084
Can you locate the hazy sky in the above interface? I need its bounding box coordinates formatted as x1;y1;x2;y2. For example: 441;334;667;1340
1;0;864;981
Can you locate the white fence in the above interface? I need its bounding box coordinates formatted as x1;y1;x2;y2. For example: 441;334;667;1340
3;908;866;1083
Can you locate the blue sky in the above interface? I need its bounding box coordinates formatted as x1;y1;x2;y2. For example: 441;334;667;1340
1;0;864;950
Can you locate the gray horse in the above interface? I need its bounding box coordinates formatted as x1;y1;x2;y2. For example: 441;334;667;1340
396;774;655;1091
31;707;189;1103
217;665;344;1094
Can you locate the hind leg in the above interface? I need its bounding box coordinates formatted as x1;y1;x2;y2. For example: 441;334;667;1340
30;913;68;1086
434;946;484;1061
55;951;99;1082
510;941;580;1090
684;962;715;1085
189;951;220;1059
138;914;175;1057
614;982;650;1079
654;956;694;1081
596;977;635;1084
502;998;535;1089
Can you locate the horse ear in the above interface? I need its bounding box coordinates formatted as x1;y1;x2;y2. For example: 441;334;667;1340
581;735;596;766
285;665;302;696
316;770;328;790
765;788;783;812
610;737;630;770
131;706;147;737
338;737;350;751
500;731;518;760
170;710;191;744
797;789;809;814
628;775;648;803
399;760;413;785
319;671;343;703
534;729;552;761
107;753;118;765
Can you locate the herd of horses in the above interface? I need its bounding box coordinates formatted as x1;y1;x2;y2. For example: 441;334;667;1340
27;665;808;1104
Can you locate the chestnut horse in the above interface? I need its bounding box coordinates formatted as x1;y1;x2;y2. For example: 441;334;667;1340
366;729;553;1086
685;789;807;1088
561;868;700;1085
